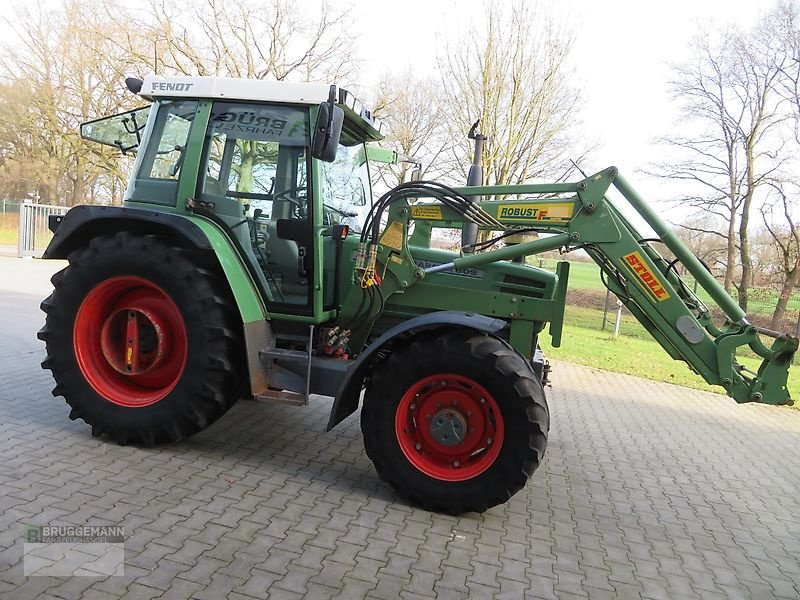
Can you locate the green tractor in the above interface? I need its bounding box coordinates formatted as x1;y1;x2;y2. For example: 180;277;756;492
39;76;796;513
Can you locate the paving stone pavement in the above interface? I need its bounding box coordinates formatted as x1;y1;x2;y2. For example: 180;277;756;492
1;256;799;599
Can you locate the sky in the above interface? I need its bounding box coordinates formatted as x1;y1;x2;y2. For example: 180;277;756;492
348;0;776;212
0;0;778;221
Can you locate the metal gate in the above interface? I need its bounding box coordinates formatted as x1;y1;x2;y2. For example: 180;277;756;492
18;203;69;258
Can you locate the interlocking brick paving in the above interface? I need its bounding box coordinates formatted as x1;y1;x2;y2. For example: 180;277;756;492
1;256;798;599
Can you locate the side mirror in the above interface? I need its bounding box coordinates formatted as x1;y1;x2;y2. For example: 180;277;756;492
410;167;422;182
311;86;344;162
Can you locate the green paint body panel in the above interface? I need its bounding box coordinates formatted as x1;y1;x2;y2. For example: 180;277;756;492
187;216;268;323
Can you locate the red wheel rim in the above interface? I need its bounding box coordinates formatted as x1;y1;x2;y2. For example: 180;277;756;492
394;373;504;482
73;276;188;407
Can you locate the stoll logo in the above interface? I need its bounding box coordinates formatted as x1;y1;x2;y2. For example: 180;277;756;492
622;251;670;302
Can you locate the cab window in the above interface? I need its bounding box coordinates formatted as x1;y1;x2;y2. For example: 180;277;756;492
127;100;198;205
319;142;371;231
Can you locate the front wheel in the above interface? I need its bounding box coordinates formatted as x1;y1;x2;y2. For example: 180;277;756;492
361;329;549;513
39;232;244;446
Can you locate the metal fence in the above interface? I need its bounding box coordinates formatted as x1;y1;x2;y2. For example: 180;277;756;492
17;203;69;258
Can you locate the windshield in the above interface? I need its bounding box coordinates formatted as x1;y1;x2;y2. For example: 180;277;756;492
319;143;372;230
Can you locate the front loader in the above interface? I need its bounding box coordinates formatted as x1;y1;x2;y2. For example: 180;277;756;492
38;75;796;513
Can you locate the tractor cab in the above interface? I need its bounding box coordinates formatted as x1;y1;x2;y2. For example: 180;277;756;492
81;75;383;314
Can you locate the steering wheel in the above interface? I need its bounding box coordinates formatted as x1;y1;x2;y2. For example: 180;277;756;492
272;187;308;216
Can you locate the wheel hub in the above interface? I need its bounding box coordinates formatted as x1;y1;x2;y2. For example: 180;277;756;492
394;373;504;482
429;408;467;446
100;307;168;376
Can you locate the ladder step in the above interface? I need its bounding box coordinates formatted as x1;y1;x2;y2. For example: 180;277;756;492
273;333;310;343
260;349;309;361
254;389;307;406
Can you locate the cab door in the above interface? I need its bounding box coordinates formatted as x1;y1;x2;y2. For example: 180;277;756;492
197;101;316;314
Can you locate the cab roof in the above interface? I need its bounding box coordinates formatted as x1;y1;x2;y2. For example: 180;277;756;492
140;75;384;142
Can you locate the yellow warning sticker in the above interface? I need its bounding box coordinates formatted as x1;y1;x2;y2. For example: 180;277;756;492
497;203;574;222
410;205;443;220
379;221;405;251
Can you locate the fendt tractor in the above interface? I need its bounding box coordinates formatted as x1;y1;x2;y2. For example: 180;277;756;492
38;75;796;513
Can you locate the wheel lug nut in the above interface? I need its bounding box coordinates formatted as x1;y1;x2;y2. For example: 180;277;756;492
415;443;422;451
487;437;493;445
479;398;486;404
453;461;460;467
409;404;416;411
466;411;472;417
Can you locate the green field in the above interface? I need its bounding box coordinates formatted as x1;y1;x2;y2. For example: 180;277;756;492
0;226;17;245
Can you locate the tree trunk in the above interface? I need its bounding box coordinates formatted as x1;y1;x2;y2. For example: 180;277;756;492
724;204;737;294
738;142;756;312
771;265;800;331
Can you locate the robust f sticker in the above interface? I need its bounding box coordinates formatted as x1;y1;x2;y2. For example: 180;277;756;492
497;203;573;222
622;252;670;302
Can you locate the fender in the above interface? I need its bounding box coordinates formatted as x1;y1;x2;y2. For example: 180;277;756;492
44;205;212;257
42;205;267;323
326;311;507;431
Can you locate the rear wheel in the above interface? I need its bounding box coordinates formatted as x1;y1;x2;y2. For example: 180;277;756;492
39;232;244;446
361;329;549;513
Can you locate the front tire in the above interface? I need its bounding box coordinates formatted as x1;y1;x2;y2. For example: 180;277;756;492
361;329;549;513
39;232;244;446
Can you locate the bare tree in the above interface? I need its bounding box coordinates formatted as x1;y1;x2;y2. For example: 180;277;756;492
655;24;786;309
761;182;800;329
0;0;145;205
671;215;730;279
439;1;584;186
762;1;800;328
118;0;358;83
772;1;800;143
371;71;454;190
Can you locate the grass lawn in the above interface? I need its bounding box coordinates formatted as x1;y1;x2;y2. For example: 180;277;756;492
534;258;606;292
0;226;17;245
540;304;799;406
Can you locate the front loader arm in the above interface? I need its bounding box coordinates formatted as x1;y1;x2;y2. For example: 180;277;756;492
360;167;796;406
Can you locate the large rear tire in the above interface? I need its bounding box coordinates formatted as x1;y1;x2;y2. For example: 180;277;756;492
361;329;549;513
39;232;244;446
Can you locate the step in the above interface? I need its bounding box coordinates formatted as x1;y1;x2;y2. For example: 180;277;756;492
254;389;307;406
